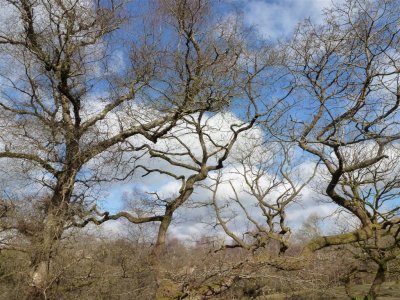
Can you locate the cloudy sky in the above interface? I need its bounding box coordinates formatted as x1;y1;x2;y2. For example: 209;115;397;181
0;0;347;243
92;0;350;243
238;0;335;39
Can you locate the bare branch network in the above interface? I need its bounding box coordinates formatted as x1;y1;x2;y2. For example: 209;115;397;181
0;0;399;299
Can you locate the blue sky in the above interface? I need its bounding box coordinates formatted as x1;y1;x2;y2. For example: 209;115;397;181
236;0;335;39
0;0;356;242
94;0;348;241
101;0;337;201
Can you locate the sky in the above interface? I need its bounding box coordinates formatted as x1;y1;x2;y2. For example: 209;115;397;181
1;0;398;248
92;0;349;242
0;0;364;245
237;0;335;39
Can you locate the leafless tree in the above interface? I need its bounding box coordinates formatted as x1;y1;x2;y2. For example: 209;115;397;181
4;0;400;298
157;141;316;298
208;142;316;254
80;109;264;298
285;0;400;298
0;0;274;297
326;147;400;298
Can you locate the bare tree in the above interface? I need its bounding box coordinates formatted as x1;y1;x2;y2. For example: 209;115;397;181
208;142;316;254
325;147;400;298
4;0;400;298
285;0;400;298
0;0;268;297
80;109;263;298
159;141;315;298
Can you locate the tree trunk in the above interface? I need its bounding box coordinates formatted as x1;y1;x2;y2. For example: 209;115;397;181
150;176;204;299
26;169;76;299
151;209;176;300
27;209;66;299
367;262;387;300
26;260;49;300
153;210;173;258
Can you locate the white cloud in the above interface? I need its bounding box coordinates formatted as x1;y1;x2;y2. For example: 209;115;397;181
92;110;348;243
0;0;370;245
240;0;335;39
0;2;23;35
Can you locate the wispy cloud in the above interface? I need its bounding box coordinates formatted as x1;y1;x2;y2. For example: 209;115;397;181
239;0;335;39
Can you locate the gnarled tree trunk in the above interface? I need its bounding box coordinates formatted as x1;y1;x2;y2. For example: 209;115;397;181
27;170;76;299
367;262;387;300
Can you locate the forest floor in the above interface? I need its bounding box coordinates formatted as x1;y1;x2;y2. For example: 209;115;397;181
259;282;400;299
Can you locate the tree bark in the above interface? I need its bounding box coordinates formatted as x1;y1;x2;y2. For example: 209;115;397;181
150;209;177;300
27;209;66;299
27;169;76;298
367;262;387;300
